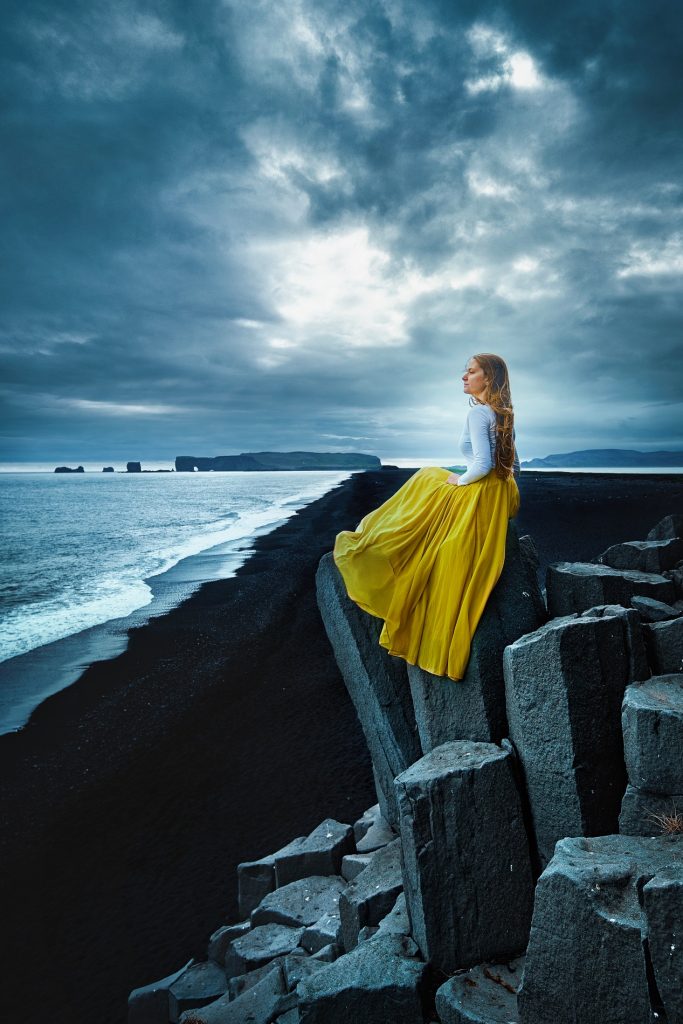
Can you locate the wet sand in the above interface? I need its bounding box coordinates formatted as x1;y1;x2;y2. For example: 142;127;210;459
0;468;681;1023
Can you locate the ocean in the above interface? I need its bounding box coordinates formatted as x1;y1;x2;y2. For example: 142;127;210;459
0;469;353;734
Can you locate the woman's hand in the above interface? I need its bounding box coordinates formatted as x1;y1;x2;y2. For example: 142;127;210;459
445;472;461;485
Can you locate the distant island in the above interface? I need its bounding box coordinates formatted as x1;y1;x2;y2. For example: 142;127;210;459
522;448;683;468
175;452;382;471
54;465;84;473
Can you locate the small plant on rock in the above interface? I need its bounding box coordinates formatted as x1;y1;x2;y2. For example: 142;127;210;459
645;802;683;835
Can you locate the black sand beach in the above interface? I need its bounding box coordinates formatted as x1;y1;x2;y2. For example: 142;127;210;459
1;468;682;1024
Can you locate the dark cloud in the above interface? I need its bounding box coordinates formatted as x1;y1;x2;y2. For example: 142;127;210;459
1;0;682;465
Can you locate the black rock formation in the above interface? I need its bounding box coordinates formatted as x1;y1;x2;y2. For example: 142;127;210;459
175;452;382;472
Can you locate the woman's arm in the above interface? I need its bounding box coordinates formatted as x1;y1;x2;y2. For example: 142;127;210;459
457;405;494;485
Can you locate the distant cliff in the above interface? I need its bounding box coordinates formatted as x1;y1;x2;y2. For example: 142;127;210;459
175;452;382;472
522;448;683;468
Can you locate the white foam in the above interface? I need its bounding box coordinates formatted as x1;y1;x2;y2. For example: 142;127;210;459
0;470;353;663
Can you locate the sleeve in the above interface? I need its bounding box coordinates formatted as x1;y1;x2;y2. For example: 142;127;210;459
513;445;520;477
457;406;494;485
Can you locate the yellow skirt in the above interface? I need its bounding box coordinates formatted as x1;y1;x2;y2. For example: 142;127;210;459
333;466;520;681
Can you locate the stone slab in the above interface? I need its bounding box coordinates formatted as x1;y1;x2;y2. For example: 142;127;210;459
518;834;683;1024
316;552;422;827
622;673;683;793
394;741;533;974
504;611;634;865
546;561;675;617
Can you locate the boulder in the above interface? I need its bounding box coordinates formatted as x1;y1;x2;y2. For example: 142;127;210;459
518;834;683;1024
341;853;373;881
622;674;683;793
435;957;524;1024
312;943;342;961
128;959;193;1024
355;813;397;853
643;615;683;674
274;818;355;886
619;784;683;836
227;955;291;999
578;603;650;681
207;921;250;965
394;741;533;974
296;932;429;1024
595;538;683;573
167;961;227;1022
503;609;640;865
648;514;683;541
225;923;305;977
376;891;412;937
631;595;682;622
237;835;307;918
339;837;404;952
642;863;683;1023
546;561;675;617
301;911;343;953
316;552;422;827
352;804;379;843
407;523;547;752
251;875;346;929
178;962;286;1024
281;952;329;990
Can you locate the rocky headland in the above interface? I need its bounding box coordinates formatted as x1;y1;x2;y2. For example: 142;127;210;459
128;512;683;1023
175;453;382;472
523;448;683;468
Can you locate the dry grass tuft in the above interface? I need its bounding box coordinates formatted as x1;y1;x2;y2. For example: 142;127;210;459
645;802;683;835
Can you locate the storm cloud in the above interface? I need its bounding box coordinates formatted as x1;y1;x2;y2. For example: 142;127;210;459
1;0;682;464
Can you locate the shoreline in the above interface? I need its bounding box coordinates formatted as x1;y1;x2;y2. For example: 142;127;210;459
1;468;682;1023
0;471;355;735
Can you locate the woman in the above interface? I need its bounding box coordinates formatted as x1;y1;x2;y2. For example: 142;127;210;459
333;353;520;681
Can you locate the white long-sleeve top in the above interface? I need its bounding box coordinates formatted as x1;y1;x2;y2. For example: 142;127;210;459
456;402;520;485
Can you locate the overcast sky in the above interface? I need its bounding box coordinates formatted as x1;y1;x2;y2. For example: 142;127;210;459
2;0;682;466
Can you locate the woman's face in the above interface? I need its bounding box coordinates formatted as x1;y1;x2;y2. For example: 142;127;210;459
462;358;487;398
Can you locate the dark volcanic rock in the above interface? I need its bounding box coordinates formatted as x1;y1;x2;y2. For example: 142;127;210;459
127;958;192;1023
642;863;683;1022
407;522;547;751
316;553;421;827
273;818;355;887
622;674;683;793
394;741;533;974
619;784;683;836
225;922;305;976
435;956;524;1024
503;608;644;866
250;875;346;929
167;960;227;1021
518;834;683;1024
648;514;683;541
643;615;683;674
546;561;676;616
296;932;429;1024
54;465;84;472
595;537;683;573
126;461;142;473
338;837;403;952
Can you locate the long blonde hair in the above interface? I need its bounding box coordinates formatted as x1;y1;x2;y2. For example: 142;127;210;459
469;353;516;480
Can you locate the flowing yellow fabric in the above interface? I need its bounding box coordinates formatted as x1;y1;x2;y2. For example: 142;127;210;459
333;466;520;681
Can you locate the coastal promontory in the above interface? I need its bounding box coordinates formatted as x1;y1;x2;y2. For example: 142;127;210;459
175;452;382;472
